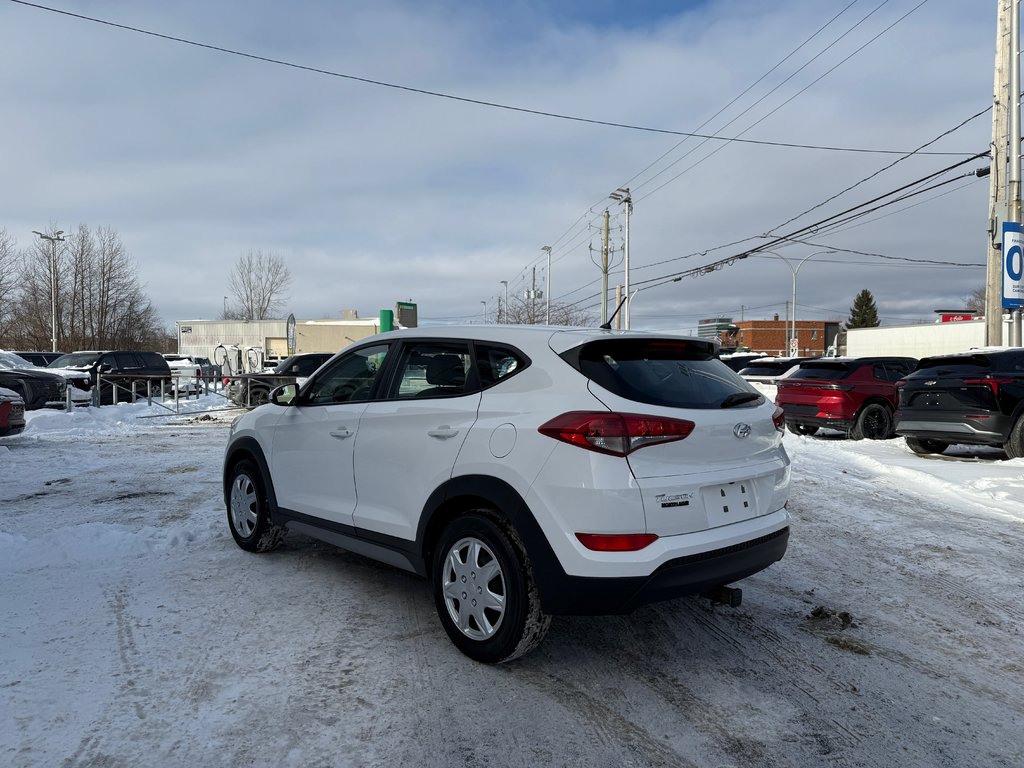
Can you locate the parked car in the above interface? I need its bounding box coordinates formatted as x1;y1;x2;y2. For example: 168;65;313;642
738;357;815;384
12;351;65;367
718;353;766;372
223;326;791;662
0;386;26;437
161;354;218;395
775;356;917;440
48;350;172;404
0;350;75;409
226;352;333;407
895;348;1024;457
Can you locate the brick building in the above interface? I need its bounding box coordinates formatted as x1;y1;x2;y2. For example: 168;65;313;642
726;318;840;356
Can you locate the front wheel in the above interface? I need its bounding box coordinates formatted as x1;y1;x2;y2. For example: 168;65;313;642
227;459;284;552
905;436;949;456
850;403;894;440
433;513;550;664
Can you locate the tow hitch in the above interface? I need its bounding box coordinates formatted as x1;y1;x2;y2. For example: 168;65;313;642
703;585;742;607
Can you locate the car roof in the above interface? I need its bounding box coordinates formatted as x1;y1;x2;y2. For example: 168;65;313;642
366;325;710;355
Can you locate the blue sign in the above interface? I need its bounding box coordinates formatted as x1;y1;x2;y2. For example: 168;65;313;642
1004;222;1024;309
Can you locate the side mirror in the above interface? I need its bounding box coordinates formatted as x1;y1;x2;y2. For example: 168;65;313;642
98;363;113;373
270;383;297;406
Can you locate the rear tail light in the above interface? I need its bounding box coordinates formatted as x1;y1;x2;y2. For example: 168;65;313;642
538;411;694;457
772;406;785;432
963;377;1013;397
575;532;658;551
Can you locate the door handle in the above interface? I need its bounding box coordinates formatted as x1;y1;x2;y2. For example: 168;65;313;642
330;427;354;440
427;427;459;439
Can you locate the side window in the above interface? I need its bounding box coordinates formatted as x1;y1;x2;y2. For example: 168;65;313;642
475;344;527;388
391;342;472;399
296;356;326;377
304;344;389;405
114;352;140;371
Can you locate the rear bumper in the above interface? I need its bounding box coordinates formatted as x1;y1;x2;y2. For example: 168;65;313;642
538;525;789;615
785;415;852;432
895;412;1010;446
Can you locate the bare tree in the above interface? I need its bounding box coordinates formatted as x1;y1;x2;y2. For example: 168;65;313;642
0;228;18;339
226;249;293;320
963;284;986;313
499;295;594;326
1;223;164;351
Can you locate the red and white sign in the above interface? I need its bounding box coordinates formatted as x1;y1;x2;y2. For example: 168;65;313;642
938;314;976;323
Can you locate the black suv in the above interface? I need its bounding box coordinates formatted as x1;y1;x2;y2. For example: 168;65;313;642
895;349;1024;457
49;350;172;404
226;352;333;407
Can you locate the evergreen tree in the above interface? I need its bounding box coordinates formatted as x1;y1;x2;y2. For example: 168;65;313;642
846;289;880;328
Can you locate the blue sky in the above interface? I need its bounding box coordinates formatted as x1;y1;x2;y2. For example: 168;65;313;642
0;0;997;332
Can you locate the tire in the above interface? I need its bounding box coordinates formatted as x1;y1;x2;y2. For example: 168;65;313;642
849;403;894;440
1004;416;1024;459
227;459;285;552
905;436;949;456
432;512;551;664
248;386;271;407
787;422;819;436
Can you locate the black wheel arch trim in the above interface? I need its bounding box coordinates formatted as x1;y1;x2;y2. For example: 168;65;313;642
415;474;566;610
223;436;280;514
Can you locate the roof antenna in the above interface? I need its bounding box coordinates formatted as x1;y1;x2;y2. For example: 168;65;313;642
600;296;628;330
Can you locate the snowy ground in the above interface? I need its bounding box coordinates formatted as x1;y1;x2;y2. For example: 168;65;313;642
1;390;1022;767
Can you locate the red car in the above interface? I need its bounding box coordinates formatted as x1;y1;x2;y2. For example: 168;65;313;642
774;357;917;440
0;386;26;437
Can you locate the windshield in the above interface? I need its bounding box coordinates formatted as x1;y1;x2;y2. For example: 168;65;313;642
0;351;33;369
50;352;102;368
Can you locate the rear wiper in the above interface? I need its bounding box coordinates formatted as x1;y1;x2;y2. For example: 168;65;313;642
720;392;762;408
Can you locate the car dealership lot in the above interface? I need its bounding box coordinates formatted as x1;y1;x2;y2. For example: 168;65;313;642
1;395;1022;768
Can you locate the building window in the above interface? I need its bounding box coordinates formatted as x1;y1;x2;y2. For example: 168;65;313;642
811;330;818;340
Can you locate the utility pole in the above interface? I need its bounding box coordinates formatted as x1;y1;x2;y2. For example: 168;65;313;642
601;210;610;324
500;280;508;323
530;266;537;324
610;187;632;329
1012;0;1023;346
32;229;65;352
542;246;552;324
988;0;1012;346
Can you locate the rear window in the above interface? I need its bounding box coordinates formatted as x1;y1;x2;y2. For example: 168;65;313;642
915;352;1024;374
788;362;853;381
566;339;760;409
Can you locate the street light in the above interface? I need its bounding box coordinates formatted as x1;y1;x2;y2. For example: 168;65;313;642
541;246;552;324
32;229;65;353
500;280;508;323
763;249;836;354
609;188;632;328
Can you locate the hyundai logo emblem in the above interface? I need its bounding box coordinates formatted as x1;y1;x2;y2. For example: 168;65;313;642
733;423;752;439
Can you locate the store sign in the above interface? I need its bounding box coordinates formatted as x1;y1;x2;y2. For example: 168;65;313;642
1003;222;1024;309
938;314;974;323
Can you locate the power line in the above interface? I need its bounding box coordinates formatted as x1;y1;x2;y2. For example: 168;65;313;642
8;0;978;158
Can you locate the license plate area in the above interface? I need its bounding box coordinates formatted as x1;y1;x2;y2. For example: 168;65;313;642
702;481;757;526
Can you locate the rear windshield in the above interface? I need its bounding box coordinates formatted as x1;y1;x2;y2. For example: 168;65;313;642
915;352;1024;374
788;362;852;381
565;339;760;409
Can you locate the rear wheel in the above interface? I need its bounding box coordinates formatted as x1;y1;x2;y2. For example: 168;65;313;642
1004;416;1024;459
787;422;819;436
850;403;893;440
432;512;550;664
227;459;284;552
905;436;949;456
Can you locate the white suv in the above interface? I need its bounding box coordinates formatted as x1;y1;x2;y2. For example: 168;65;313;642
223;326;791;662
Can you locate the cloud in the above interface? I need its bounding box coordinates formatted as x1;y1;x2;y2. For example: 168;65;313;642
0;0;996;332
